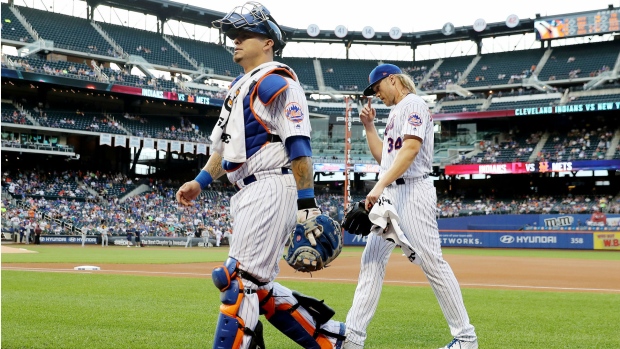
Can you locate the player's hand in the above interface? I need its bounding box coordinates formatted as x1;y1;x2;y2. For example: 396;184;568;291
365;184;386;211
296;208;322;246
359;98;376;127
176;181;201;206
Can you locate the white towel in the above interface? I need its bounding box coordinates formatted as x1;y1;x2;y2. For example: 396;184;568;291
368;196;421;265
210;61;294;163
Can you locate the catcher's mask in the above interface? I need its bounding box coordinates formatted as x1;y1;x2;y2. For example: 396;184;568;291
212;1;286;56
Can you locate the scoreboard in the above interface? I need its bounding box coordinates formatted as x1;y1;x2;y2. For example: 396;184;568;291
534;8;620;40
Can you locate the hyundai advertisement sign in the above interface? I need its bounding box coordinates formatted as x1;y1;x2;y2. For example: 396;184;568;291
344;231;594;249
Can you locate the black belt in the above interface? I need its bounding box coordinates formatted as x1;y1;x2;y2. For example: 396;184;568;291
392;173;429;186
267;134;282;143
234;167;291;191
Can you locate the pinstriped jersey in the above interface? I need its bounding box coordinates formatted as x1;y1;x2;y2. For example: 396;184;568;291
379;94;433;179
226;77;311;183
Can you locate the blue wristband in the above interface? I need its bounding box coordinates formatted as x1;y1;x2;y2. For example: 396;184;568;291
194;170;213;190
297;188;315;199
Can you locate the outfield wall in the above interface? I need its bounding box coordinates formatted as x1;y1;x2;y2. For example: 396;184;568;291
344;231;619;250
344;213;620;250
33;235;222;247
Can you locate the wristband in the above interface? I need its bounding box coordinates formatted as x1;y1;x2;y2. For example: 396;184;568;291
194;170;212;190
297;198;318;210
297;188;315;199
297;188;317;209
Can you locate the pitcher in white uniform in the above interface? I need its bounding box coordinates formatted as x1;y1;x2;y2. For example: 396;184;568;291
175;2;346;348
343;64;478;349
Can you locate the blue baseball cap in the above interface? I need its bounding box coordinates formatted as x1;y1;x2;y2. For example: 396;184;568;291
363;64;402;96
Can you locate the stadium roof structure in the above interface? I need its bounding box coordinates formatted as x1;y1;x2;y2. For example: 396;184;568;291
83;0;557;47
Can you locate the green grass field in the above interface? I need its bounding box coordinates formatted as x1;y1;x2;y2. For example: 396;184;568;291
2;246;620;349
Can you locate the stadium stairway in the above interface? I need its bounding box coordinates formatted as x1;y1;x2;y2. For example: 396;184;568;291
480;94;493;111
14;102;39;126
533;48;553;76
605;129;620;160
313;59;326;91
528;132;550;162
90;21;127;58
110;118;132;136
457;55;482;85
417;59;444;90
118;183;152;203
162;35;200;70
7;5;41;41
82;181;100;198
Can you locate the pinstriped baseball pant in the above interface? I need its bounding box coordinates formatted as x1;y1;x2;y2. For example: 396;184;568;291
345;179;477;346
226;174;342;349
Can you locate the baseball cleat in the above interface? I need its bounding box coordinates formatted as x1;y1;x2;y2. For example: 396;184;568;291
439;338;478;349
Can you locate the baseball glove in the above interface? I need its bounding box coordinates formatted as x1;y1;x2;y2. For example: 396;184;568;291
284;214;343;272
341;200;373;236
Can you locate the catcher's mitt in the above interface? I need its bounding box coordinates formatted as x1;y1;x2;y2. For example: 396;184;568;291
284;214;343;272
341;200;373;236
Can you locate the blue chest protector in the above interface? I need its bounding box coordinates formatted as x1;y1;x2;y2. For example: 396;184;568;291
222;68;294;171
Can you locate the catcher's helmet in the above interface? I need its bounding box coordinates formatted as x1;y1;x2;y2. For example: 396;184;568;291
212;1;286;55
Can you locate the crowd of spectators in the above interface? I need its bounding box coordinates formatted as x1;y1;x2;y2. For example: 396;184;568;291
456;131;541;164
3;167;619;242
1;168;348;239
3;170;94;200
421;68;463;91
437;194;620;218
1;108;29;125
536;126;613;162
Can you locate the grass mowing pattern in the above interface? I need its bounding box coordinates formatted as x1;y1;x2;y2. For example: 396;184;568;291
3;246;619;264
1;246;232;264
2;271;620;349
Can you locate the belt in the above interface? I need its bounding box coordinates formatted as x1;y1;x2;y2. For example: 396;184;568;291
390;173;429;186
234;167;291;191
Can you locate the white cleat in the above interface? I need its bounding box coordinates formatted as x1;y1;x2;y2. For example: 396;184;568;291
439;338;478;349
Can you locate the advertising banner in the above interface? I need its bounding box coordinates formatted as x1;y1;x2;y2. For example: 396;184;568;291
107;236;218;247
439;232;485;247
114;135;126;147
129;136;141;148
445;160;620;175
156;139;168;151
143;138;155;149
170;141;181;153
593;232;620;250
343;232;369;246
313;163;346;172
39;235;98;244
354;164;382;173
183;142;194;154
196;143;207;155
345;230;595;249
99;134;112;146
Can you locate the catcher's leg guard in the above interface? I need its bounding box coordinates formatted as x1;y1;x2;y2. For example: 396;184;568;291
258;285;346;349
248;320;265;349
212;258;263;349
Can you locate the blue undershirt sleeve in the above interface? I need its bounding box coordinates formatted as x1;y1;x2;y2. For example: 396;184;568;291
285;135;312;161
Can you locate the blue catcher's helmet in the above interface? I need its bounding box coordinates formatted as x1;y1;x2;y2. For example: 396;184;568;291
212;1;286;55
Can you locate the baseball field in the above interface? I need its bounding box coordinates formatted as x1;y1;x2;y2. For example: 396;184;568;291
2;245;619;349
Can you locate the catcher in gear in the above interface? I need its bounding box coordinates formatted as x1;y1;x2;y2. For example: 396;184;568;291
341;200;373;237
285;213;343;272
176;2;347;348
